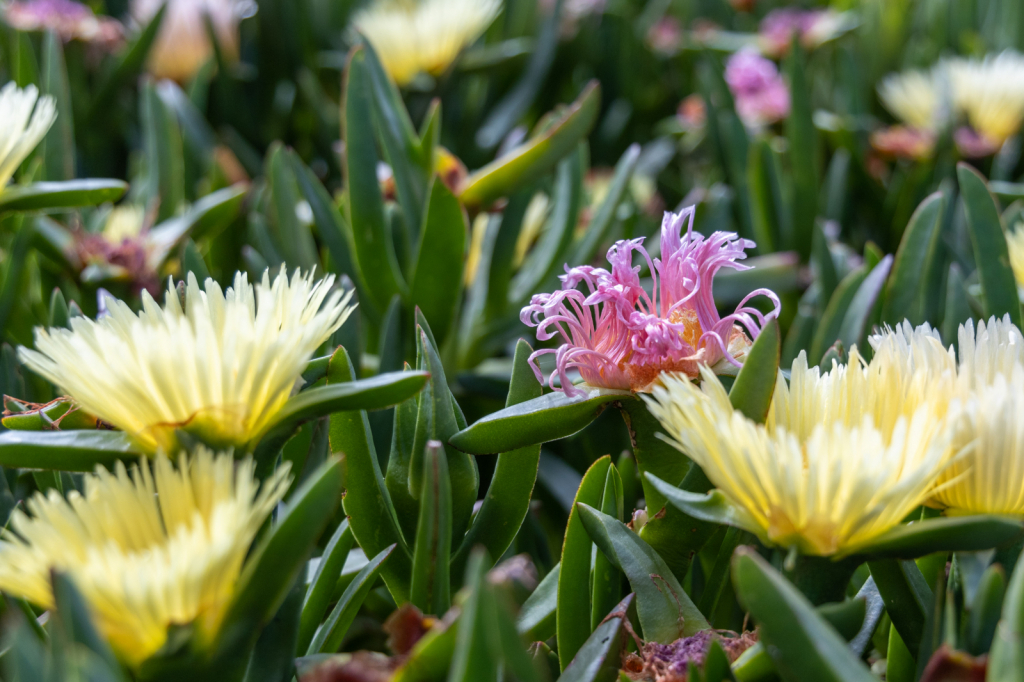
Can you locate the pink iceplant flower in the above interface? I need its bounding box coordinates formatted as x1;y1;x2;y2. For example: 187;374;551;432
521;207;781;397
725;49;791;128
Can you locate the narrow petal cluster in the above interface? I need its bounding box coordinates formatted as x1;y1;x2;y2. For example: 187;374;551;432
521;207;780;397
0;82;57;191
0;449;291;666
352;0;502;86
724;49;791;128
871;316;1024;515
19;268;354;453
132;0;252;82
645;348;958;556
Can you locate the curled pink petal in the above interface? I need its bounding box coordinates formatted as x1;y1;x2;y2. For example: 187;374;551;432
520;206;782;394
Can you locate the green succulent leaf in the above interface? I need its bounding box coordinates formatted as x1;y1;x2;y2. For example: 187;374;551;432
958;162;1021;327
882;192;945;327
0;430;141;471
298;520;354;653
986;554;1024;679
409;180;467;345
645;474;765;541
409;442;453;616
555;594;636;682
449;387;629;455
732;547;876;681
0;179;128;214
852;515;1024;559
728;319;780;424
459;81;601;209
577;502;710;642
517;562;559;641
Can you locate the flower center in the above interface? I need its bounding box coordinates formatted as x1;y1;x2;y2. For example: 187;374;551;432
668;306;704;350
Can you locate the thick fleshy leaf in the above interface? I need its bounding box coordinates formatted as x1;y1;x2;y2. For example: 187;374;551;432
785;41;820;261
343;46;406;311
223;457;343;639
868;559;932;656
459;81;601;209
988;559;1024;679
141;80;185;223
808;264;868;365
646;474;764;541
264;370;429;437
243;579;303;682
619;398;692;514
747;138;790;254
732;547;876;681
267;143;319;271
454;339;543;575
517;562;559;641
409;442;452;616
965;563;1004;656
448;549;499;682
855;515;1024;559
409;180;466;344
327;346;412;602
837;255;893;355
958;163;1021;327
39;33;74;182
449;387;629;455
0;179;127;214
146;184;248;267
0;430;140;471
811;222;839;304
306;544;395;654
591;466;624;630
728;319;780;424
298;520;354;653
555;594;635;682
577;502;710;642
558;456;611;670
882;192;945;326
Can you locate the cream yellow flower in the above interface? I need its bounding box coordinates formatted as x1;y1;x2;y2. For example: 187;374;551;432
946;51;1024;145
0;448;291;666
0;81;56;191
871;316;1024;515
18;268;354;453
1006;224;1024;291
645;348;958;556
132;0;252;82
877;68;944;132
353;0;502;86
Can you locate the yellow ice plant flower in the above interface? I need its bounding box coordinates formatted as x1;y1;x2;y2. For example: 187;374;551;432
0;82;56;192
946;51;1024;145
645;349;958;556
353;0;502;86
871;316;1024;515
18;268;354;453
0;448;291;667
1006;223;1024;290
877;68;943;132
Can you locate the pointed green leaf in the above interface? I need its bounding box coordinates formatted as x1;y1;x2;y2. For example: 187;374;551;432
809;265;868;365
965;563;1004;656
732;547;875;681
646;473;764;541
868;559;932;656
591;466;624;630
449;548;500;682
569;142;640;265
856;515;1024;559
556;594;635;682
460;81;601;209
0;430;141;471
728;319;780;424
558;456;611;670
449;388;629;455
785;40;819;261
882;192;945;326
328;346;412;602
410;442;453;615
39;32;74;182
0;179;128;214
268;143;319;271
958;163;1021;327
517;562;559;641
410;180;466;343
298;519;354;653
307;544;395;654
343;46;406;311
577;502;709;643
837;254;893;354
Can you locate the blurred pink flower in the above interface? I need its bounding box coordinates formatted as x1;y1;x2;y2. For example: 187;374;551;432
870;126;936;161
521;207;780;396
724;49;791;127
647;15;683;56
759;8;844;58
4;0;123;47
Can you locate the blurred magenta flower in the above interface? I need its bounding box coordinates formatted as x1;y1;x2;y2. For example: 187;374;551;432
521;207;780;397
759;8;845;58
3;0;123;47
724;49;791;128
